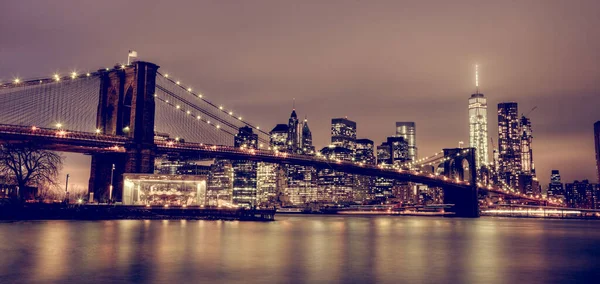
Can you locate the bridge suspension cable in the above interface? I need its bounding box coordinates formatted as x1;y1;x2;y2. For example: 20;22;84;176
0;73;101;132
154;72;270;146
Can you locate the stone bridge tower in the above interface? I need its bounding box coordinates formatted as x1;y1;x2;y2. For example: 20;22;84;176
88;61;159;202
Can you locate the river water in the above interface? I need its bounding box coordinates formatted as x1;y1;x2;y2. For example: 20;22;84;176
0;215;599;283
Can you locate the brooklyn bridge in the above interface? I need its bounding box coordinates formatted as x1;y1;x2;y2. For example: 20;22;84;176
0;61;559;217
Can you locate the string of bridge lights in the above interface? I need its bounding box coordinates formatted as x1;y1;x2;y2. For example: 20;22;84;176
156;71;270;137
0;64;269;141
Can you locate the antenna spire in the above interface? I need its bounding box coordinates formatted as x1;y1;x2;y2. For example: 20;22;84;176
293;98;295;110
475;64;479;94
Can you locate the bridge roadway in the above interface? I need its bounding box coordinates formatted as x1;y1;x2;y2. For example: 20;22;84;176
0;124;555;204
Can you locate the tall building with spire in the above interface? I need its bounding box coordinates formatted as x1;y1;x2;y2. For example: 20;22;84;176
520;115;534;175
468;64;489;169
301;117;315;155
287;108;301;154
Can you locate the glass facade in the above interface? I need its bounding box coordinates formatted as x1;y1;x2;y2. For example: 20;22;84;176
468;93;489;169
395;122;416;162
122;174;207;206
497;102;521;187
331;118;357;151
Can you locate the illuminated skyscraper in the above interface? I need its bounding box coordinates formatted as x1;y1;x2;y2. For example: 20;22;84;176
332;118;357;152
497;102;521;187
395;122;416;162
301;117;315;155
232;126;258;207
468;65;489;169
287;109;301;153
595;121;600;184
520;115;534;175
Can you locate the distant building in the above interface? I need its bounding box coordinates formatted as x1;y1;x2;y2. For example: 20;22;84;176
232;127;258;207
387;136;409;166
354;139;376;202
395;122;417;162
287;109;301;153
376;142;391;165
331;118;357;152
269;124;289;151
318;146;355;203
207;159;233;205
355;139;375;165
547;170;564;197
565;180;598;209
520;115;535;175
595;121;600;184
256;162;280;206
301;117;315;155
469;93;489;169
497;102;521;188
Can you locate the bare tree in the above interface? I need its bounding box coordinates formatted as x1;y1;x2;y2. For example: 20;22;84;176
0;143;63;199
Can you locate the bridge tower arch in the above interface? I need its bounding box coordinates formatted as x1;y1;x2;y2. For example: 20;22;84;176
89;61;159;202
441;147;479;217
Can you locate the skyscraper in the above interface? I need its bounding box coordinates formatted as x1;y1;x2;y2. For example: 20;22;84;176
331;118;357;152
497;102;521;187
355;139;375;165
301;117;315;155
395;122;416;162
595;121;600;184
468;65;488;169
520;115;535;175
387;136;409;166
287;109;301;153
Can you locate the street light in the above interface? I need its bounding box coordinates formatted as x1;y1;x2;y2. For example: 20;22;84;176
109;164;115;203
65;174;70;203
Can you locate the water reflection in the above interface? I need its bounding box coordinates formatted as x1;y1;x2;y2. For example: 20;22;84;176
0;217;599;283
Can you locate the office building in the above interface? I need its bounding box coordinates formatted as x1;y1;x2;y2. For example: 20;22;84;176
395;122;416;162
497;102;521;187
387;136;409;166
547;170;564;197
232;127;258;207
331;118;357;152
469;93;489;169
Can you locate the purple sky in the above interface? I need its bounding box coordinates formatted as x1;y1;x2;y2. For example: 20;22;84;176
2;0;600;188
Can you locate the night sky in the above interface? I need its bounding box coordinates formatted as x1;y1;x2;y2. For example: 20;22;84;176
2;0;599;188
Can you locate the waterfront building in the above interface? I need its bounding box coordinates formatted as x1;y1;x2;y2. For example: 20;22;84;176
395;122;417;162
256;162;280;206
207;159;233;205
565;180;598;209
355;139;376;202
232;127;258;207
318;146;354;203
497;102;521;188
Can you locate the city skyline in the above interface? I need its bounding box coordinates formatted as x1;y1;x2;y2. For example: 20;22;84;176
1;0;600;187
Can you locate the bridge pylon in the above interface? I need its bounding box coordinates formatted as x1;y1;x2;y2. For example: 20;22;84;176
89;61;159;202
441;147;479;217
